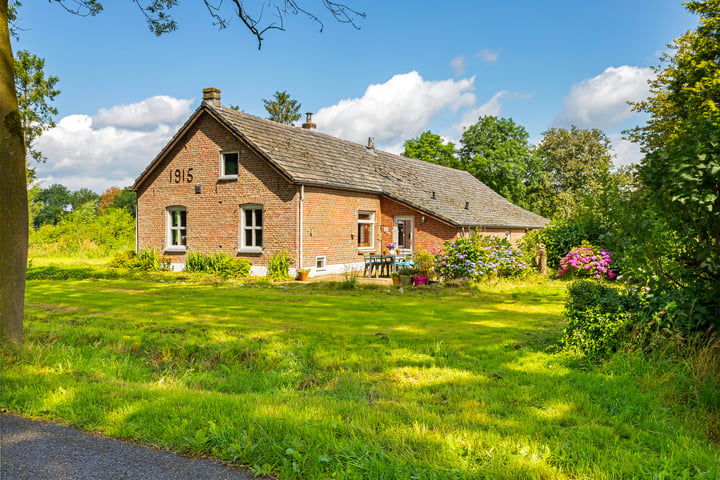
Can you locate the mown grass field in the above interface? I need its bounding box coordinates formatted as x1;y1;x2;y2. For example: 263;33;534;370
2;270;718;479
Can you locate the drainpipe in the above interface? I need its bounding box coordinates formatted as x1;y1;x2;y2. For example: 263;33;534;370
299;184;304;269
135;198;139;252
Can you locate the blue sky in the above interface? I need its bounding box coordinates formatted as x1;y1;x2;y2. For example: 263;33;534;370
14;1;698;193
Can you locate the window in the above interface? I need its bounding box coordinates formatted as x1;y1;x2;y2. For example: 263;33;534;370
240;204;263;252
357;211;374;249
316;256;326;271
221;151;239;179
167;206;187;251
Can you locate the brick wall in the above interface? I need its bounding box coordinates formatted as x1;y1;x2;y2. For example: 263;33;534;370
136;112;299;267
379;197;461;254
301;187;381;268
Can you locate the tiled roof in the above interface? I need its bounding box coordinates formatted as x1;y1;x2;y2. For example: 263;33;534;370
134;101;548;229
210;103;548;229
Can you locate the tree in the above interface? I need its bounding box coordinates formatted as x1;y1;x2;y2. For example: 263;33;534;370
262;90;302;124
112;187;137;218
535;126;614;219
0;0;365;343
70;188;99;211
402;131;459;169
458;116;544;210
626;1;720;152
33;183;71;228
98;186;123;211
14;49;60;172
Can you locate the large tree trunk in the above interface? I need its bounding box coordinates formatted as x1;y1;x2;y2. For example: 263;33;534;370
0;0;27;343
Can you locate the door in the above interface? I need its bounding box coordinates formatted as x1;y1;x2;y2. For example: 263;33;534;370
394;216;414;254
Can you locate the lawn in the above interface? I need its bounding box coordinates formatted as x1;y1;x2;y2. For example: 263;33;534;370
2;274;718;479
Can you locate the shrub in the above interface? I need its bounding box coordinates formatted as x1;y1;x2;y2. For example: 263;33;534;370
110;249;166;272
562;280;642;356
268;250;292;279
186;251;250;278
412;249;435;277
556;241;616;280
435;233;527;281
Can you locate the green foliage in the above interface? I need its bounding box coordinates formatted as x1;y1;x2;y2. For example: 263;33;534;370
30;204;134;257
263;90;301;124
402;130;459;168
412;249;435;277
435;233;528;281
13;49;60;168
458;116;543;210
69;188;99;211
25;265;121;280
110;249;170;272
185;251;251;278
268;249;292;279
520;220;584;270
112;187;137;217
626;1;720;151
33;183;71;227
534;126;614;219
563;280;641;356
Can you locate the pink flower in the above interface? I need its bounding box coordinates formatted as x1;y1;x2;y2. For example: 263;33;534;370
608;270;616;279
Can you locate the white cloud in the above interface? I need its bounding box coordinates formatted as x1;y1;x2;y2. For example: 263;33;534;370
451;55;466;76
609;133;644;168
314;71;475;151
455;91;507;134
35;95;193;193
477;49;499;64
93;95;194;131
554;65;654;130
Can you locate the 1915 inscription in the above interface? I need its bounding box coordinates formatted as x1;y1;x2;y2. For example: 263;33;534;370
170;168;193;183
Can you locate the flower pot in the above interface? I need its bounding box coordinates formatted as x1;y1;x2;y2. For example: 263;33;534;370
412;276;428;286
298;271;309;281
427;280;439;286
391;276;401;286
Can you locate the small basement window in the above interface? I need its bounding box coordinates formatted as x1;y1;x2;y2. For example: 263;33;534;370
221;151;239;179
316;256;326;271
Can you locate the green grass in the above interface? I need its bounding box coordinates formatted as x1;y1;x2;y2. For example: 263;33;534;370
3;272;718;479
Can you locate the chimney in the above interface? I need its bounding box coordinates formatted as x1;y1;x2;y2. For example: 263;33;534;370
367;137;375;150
202;87;221;107
302;112;316;130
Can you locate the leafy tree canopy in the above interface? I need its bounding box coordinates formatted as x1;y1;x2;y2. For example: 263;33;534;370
33;183;71;228
13;49;60;174
402;131;459;169
626;0;720;152
262;90;301;124
458;116;543;210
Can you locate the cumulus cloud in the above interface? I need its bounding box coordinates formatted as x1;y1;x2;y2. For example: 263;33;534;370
609;133;644;168
477;49;499;64
451;56;466;76
455;91;508;134
314;71;475;151
93;95;194;131
554;65;654;130
35;96;193;193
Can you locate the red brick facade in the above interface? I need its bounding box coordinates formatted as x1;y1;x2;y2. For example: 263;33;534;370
136;111;531;275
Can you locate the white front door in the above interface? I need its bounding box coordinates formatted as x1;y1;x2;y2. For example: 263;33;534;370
394;216;414;254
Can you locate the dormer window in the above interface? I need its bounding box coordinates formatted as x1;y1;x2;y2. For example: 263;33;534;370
220;151;239;179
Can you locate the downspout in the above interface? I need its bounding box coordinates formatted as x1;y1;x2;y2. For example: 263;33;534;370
135;198;139;252
299;184;304;270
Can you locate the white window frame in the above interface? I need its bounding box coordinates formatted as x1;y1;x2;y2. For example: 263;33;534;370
166;206;187;252
357;211;375;251
239;203;263;253
220;151;240;180
316;256;326;271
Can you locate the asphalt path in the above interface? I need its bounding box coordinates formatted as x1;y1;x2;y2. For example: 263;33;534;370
0;414;256;480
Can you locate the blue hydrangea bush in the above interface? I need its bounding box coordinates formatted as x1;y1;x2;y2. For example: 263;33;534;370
435;233;528;281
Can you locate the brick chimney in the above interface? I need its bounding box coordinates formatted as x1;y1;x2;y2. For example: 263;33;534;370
367;137;375;150
202;87;221;107
302;112;316;130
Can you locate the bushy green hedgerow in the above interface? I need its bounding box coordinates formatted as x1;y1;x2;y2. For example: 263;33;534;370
562;280;643;356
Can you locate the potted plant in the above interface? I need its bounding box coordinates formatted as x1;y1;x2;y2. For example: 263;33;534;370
385;242;397;255
390;271;401;286
297;268;310;281
397;266;414;286
412;249;434;286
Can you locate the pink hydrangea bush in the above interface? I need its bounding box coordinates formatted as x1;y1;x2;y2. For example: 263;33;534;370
556;241;616;280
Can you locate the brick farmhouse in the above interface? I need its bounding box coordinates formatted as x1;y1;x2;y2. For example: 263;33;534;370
132;88;548;276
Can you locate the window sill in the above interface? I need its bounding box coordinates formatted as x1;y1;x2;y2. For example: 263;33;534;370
219;175;239;181
164;246;187;253
358;247;374;252
237;247;263;254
